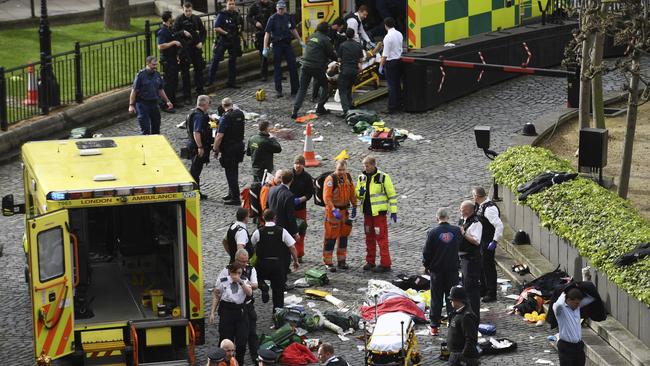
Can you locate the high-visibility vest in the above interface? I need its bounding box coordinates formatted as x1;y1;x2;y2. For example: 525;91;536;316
356;170;397;216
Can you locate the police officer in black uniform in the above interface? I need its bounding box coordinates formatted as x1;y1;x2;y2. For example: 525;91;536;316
173;2;207;96
473;186;504;303
447;286;479;366
128;56;173;135
209;262;252;366
157;11;182;112
251;209;299;310
247;0;276;81
207;0;243;88
336;28;364;117
212;97;246;205
186;95;212;199
458;200;483;321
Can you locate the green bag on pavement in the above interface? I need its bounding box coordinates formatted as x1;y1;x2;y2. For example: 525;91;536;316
305;268;329;286
259;323;301;352
353;121;372;134
324;310;362;330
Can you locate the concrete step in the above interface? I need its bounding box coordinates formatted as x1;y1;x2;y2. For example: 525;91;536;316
496;215;641;366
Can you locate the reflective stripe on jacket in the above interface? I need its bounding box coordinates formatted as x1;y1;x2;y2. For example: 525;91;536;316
356;170;397;215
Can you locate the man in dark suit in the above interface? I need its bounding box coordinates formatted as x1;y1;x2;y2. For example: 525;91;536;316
267;169;300;279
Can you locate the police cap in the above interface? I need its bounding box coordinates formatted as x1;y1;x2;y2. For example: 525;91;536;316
208;348;226;362
276;1;286;8
257;348;278;363
449;286;468;302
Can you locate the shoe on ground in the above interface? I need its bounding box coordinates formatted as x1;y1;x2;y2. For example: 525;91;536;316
337;112;347;118
224;199;241;206
430;326;439;336
337;262;349;270
325;264;337;273
481;295;497;303
362;263;375;271
315;108;330;115
261;291;270;303
199;193;208;200
372;265;391;273
290;112;298;119
276;91;284;98
176;120;187;129
221;194;232;201
285;283;295;291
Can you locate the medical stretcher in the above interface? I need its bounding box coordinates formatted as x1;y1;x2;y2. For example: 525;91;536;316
365;312;421;366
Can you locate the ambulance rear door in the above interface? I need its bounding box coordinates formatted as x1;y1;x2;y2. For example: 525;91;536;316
301;0;341;41
27;209;75;361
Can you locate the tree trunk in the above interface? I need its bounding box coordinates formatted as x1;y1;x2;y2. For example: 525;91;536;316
591;1;606;129
104;0;130;31
579;0;595;129
618;52;640;199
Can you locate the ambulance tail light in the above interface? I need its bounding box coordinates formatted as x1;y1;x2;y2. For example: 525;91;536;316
93;189;115;198
132;187;154;195
180;183;195;192
154;185;178;194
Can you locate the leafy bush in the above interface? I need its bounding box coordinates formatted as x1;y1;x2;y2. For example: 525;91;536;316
489;145;650;305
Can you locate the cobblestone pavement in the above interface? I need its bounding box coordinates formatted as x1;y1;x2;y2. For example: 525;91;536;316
0;61;642;365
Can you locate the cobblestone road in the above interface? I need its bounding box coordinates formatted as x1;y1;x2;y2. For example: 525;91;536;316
0;60;641;365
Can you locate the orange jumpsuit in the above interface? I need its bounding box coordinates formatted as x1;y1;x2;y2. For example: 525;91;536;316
322;173;357;265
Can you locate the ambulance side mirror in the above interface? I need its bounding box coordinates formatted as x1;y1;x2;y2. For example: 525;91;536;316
2;194;25;216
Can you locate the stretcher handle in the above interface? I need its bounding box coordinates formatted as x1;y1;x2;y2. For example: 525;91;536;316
70;233;80;288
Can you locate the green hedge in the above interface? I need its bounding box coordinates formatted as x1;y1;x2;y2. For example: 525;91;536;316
489;145;650;306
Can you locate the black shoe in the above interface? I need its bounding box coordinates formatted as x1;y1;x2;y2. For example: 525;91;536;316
276;91;284;98
362;263;375;271
482;295;497;303
372;265;391;273
316;108;330;115
290;112;298;119
226;83;240;89
285;283;295;291
261;291;270;303
199;193;208;200
325;264;337;273
337;112;348;118
337;262;349;270
224;199;241;206
221;194;232;201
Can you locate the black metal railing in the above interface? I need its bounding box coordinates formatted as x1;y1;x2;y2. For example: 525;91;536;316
1;5;260;131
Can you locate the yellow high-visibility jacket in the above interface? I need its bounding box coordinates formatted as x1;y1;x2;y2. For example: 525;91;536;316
356;170;397;216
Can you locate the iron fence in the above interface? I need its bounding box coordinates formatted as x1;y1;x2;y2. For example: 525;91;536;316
1;5;259;131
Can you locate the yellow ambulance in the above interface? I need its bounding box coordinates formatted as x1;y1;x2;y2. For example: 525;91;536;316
2;135;204;365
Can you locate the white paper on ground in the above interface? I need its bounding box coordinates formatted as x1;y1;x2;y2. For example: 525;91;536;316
534;359;554;365
505;294;520;300
496;278;511;283
324;102;343;111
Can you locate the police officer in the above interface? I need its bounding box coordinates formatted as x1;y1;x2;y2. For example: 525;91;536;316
252;209;299;310
472;186;503;303
173;2;207;96
337;28;364;117
458;200;483;321
422;207;461;336
157;11;182;112
447;286;479;366
247;0;276;81
257;348;279;365
213;97;246;205
246;120;282;183
356;156;397;273
263;1;304;98
128;56;173;135
291;21;337;119
208;0;243;88
186;95;212;200
217;249;259;365
209;263;252;366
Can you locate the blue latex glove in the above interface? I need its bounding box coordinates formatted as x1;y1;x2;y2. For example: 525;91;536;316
293;197;302;206
262;48;269;58
358;186;366;196
487;240;497;251
378;64;384;75
351;207;357;219
299;40;306;48
368;41;376;49
391;213;397;223
332;208;342;220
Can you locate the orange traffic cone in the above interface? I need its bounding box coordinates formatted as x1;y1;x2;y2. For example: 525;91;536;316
23;64;38;106
303;123;320;167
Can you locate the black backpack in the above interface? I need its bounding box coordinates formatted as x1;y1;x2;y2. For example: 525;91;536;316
313;172;352;206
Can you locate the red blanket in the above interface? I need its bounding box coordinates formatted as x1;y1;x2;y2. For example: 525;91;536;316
281;342;318;365
360;296;426;322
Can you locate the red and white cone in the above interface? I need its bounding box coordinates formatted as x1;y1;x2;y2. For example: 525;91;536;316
23;64;38;106
303;123;320;167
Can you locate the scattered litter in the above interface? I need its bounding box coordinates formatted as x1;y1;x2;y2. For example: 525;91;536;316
534;359;554;365
307;302;316;308
357;345;365;351
544;350;551;353
408;134;423;141
505;294;520;300
480;308;489;313
339;307;349;312
244;112;261;120
401;195;408;199
324;122;333;127
496;278;510;283
333;288;339;292
529;336;535;340
304;338;320;350
337;334;350;341
315;154;323;160
357;287;367;293
296;113;318;123
313;136;324;142
295;328;308;336
284;295;303;305
424;140;431;143
294;278;310;288
324;102;343;111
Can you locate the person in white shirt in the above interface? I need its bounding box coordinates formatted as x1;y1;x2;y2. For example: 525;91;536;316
458;200;483;320
379;17;403;114
209;262;253;365
472;186;504;303
552;288;594;366
345;5;373;47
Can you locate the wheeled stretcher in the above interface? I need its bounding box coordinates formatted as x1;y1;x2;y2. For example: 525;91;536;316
365;312;421;366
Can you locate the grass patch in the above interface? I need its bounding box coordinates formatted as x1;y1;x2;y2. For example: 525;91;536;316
0;16;159;69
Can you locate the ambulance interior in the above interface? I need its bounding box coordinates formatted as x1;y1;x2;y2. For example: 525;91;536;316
68;202;186;324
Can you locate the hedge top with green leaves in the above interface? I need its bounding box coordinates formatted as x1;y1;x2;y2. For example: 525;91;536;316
489;145;650;306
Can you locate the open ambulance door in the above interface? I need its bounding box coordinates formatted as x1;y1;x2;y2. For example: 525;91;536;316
301;0;341;41
27;209;75;362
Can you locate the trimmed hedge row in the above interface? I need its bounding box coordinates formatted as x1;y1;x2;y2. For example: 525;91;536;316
489;145;650;306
